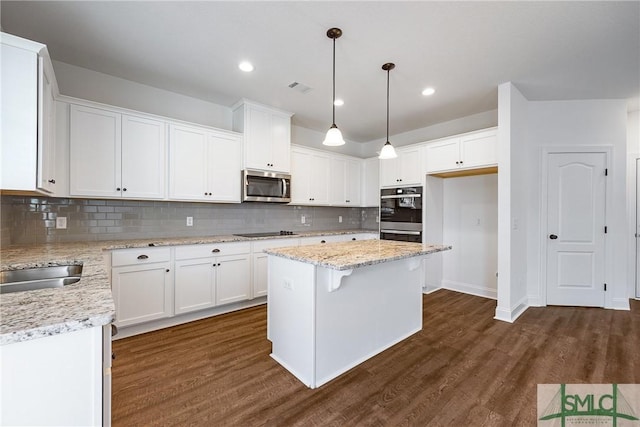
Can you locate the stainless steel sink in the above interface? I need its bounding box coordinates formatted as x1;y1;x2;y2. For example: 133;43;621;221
0;264;83;294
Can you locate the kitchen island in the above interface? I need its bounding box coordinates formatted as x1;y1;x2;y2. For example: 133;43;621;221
265;240;451;388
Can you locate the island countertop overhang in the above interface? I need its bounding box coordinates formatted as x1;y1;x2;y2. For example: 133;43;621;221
264;240;451;271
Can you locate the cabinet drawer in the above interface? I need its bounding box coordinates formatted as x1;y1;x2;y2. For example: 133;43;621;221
111;247;171;267
252;238;299;253
175;242;251;260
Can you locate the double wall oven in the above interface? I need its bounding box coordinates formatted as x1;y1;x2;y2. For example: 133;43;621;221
380;186;423;243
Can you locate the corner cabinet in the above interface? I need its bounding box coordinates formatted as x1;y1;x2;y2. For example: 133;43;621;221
70;105;167;199
169;124;242;202
379;146;422;187
425;128;498;176
111;247;173;328
1;32;59;194
232;100;293;173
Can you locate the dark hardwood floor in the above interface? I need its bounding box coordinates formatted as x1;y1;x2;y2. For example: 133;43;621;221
112;290;639;426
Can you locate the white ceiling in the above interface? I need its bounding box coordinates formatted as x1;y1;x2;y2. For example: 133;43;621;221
2;1;639;143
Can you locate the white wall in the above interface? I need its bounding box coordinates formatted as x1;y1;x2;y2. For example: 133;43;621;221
52;61;232;130
496;82;529;322
441;174;498;299
291;125;362;158
360;109;498;158
526;99;628;310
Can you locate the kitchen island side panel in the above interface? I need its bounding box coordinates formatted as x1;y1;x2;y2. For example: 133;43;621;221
267;255;316;387
314;258;423;387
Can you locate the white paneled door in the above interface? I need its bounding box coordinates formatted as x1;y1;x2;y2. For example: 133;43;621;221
546;152;607;307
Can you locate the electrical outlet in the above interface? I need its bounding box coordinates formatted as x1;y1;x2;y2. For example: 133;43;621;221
55;217;67;229
284;279;293;290
338;216;342;223
301;215;306;224
375;215;379;223
186;216;193;226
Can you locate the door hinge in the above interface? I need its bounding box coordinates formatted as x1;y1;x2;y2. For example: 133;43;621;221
604;283;607;291
605;168;608;176
604;226;608;234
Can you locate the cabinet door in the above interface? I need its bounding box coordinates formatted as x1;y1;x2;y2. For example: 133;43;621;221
270;112;291;173
244;106;272;170
208;133;241;202
174;258;216;314
424;138;461;173
460;130;497;169
121;115;166;199
169;124;208;200
361;157;380;207
216;254;251;305
328;157;346;205
70;105;121;197
112;262;172;327
309;153;330;205
252;253;269;298
290;149;312;204
379;157;399;187
398;147;422;185
345;158;361;206
37;57;56;193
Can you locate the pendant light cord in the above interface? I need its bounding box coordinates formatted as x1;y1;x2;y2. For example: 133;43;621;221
332;36;336;125
386;67;390;142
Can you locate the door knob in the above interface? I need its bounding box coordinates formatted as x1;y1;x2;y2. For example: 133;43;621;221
549;234;558;240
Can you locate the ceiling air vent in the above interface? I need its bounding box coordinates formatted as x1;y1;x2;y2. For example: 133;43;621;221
288;81;313;94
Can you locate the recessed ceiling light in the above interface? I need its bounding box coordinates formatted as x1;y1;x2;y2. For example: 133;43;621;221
422;87;435;96
238;61;254;72
334;99;344;106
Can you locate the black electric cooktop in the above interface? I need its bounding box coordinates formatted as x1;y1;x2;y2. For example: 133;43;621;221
233;231;298;238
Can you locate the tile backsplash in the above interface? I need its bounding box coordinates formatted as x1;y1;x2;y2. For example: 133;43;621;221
1;196;379;246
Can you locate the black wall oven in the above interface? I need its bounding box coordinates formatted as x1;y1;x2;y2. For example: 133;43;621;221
380;186;422;243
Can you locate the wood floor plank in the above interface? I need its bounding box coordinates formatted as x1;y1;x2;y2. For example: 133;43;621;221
112;291;640;426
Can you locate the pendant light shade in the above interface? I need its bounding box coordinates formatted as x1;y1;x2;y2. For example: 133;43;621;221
379;62;398;159
323;27;345;147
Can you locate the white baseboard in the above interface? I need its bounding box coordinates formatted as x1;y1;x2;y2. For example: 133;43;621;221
610;297;631;311
494;296;529;323
115;297;267;339
527;294;544;307
422;285;442;294
441;279;497;300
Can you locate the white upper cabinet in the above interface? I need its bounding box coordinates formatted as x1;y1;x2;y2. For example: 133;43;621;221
1;33;59;194
169;123;242;202
361;157;380;207
329;157;361;206
290;146;330;205
70;104;167;199
425;128;497;175
380;146;422;187
232;100;293;173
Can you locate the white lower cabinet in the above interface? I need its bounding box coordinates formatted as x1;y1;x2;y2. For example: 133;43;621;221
111;247;173;327
174;242;251;315
252;238;299;298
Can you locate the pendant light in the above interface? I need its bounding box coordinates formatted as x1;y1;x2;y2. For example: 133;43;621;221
379;62;398;159
322;28;345;146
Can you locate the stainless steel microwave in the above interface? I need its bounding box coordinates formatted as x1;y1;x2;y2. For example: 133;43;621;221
242;169;291;203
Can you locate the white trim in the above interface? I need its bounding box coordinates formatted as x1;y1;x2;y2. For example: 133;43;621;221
441;279;496;300
422;286;442;294
494;296;528;323
539;145;613;308
611;297;631;311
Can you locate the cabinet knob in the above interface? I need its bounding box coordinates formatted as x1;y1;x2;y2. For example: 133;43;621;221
352;238;356;241
346;200;350;203
116;187;121;191
321;240;326;244
456;161;460;164
48;179;56;184
460;160;463;164
137;254;149;260
123;188;127;192
166;269;170;273
218;263;221;266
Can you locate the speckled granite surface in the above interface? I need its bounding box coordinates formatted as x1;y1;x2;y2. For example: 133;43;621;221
264;240;451;271
1;229;377;345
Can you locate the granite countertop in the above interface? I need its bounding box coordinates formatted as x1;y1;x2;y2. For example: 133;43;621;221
264;240;452;271
0;229;377;345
